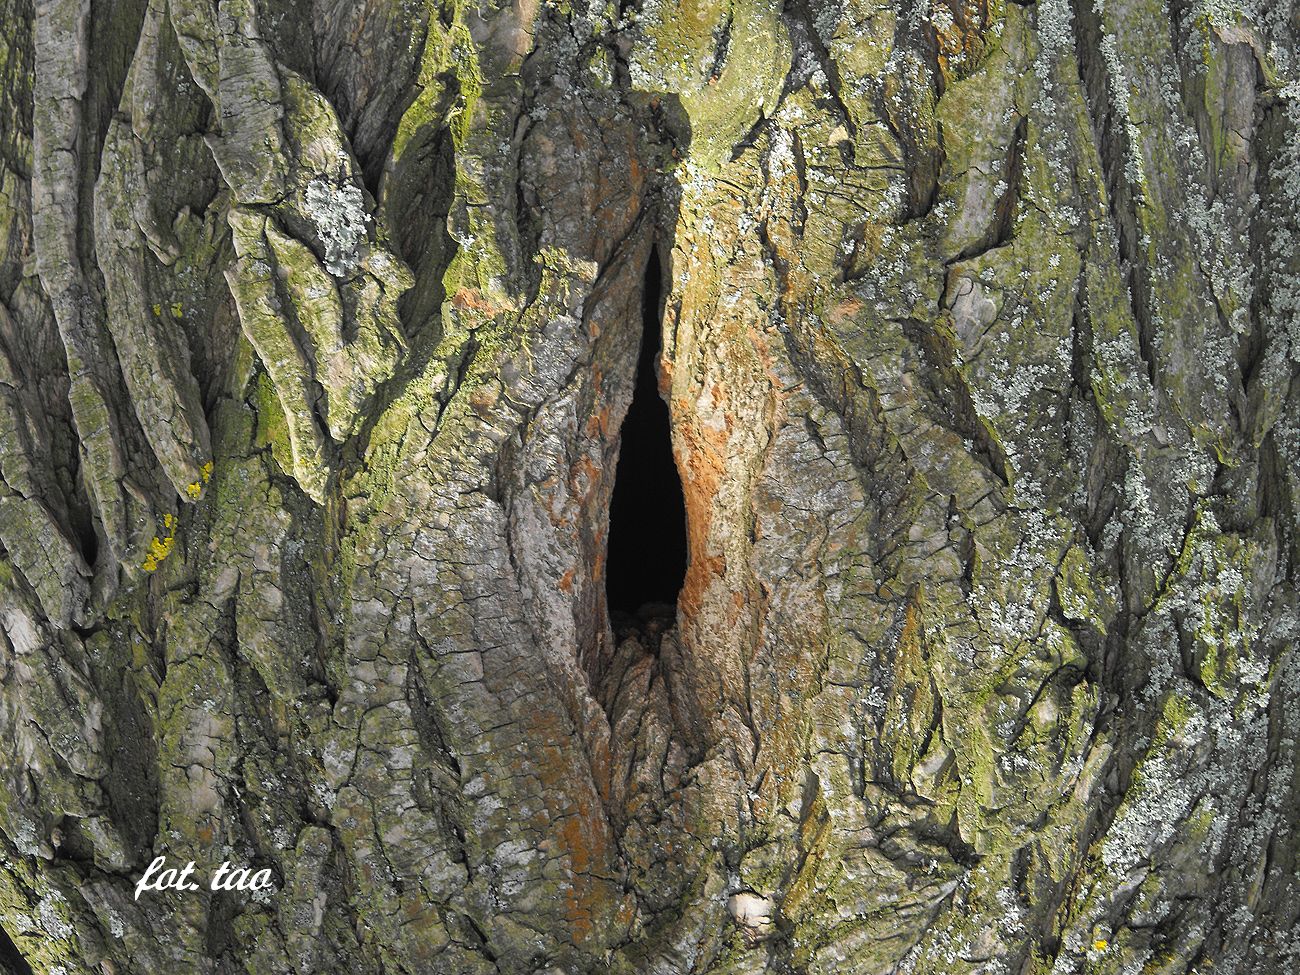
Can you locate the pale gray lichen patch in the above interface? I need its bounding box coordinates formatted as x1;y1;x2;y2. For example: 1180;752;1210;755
36;892;72;941
305;178;370;276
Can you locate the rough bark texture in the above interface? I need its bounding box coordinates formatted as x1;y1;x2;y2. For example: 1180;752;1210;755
1;0;1298;973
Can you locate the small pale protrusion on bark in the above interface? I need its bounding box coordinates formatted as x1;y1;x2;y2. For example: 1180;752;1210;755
726;891;774;931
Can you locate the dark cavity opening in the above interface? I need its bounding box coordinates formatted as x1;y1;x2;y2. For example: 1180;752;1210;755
605;249;687;619
0;922;33;975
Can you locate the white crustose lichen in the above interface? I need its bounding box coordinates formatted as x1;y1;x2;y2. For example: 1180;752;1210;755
305;178;370;277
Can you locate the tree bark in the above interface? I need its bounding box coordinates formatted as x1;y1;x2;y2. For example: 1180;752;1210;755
1;0;1298;972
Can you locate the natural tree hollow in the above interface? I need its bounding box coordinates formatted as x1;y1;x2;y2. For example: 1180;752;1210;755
0;1;1298;973
605;248;688;619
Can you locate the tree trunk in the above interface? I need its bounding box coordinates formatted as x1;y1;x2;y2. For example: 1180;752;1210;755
1;0;1298;972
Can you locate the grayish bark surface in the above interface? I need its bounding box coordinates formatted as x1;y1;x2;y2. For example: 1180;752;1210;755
0;0;1298;972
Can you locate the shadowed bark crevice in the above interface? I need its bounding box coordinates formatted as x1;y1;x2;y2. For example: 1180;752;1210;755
605;248;687;620
0;922;33;975
1072;0;1157;386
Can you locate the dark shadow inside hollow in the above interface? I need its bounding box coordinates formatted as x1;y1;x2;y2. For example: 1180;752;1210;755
0;922;33;975
605;248;688;618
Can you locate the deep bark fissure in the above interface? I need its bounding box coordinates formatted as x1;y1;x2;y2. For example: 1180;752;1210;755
1072;0;1158;386
0;922;33;975
605;248;687;619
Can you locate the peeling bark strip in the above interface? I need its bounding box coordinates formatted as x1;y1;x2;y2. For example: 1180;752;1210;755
0;0;1298;972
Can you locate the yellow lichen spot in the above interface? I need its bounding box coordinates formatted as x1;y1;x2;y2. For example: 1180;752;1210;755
171;302;184;318
142;515;177;572
151;303;162;316
1092;939;1109;951
183;462;213;501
